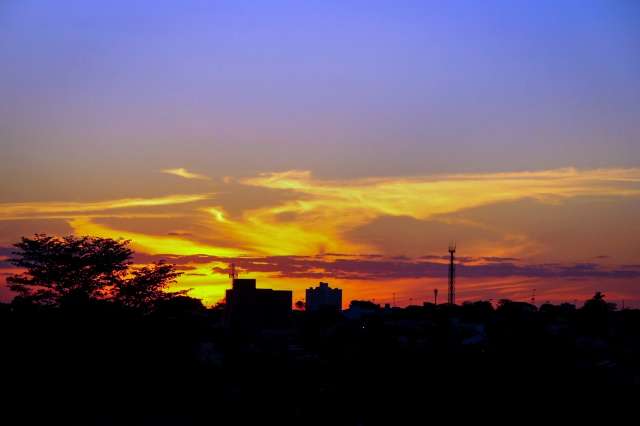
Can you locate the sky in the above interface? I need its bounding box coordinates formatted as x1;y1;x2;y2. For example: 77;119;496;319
1;0;639;307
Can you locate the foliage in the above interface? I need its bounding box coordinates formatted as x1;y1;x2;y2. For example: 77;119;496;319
8;234;133;305
7;234;185;311
583;291;617;313
115;262;186;311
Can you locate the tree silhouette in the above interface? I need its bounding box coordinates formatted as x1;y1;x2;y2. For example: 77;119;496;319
153;295;207;318
114;261;186;312
7;234;133;305
582;291;617;313
7;234;186;311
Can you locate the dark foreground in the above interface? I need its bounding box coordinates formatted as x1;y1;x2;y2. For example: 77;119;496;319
2;296;639;425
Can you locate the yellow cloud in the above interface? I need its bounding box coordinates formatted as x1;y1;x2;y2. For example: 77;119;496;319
3;166;639;273
2;167;639;304
242;167;640;221
162;168;211;180
233;167;640;257
0;194;213;220
69;217;241;257
58;166;639;260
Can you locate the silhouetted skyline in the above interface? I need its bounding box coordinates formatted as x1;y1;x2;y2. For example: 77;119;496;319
2;232;639;424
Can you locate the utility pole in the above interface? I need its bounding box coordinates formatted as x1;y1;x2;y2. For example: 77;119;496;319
448;243;456;305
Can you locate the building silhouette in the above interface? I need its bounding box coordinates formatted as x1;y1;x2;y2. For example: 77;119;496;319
305;282;342;312
225;278;292;329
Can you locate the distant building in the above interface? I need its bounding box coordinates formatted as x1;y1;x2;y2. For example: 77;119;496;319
225;278;292;329
305;282;342;312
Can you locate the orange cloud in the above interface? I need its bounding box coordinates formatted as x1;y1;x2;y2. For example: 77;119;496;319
236;167;640;258
3;167;639;260
1;167;639;305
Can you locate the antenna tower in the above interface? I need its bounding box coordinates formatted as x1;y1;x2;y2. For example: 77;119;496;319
229;262;238;282
448;242;456;305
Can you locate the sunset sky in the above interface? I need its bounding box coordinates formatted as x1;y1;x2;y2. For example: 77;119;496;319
2;1;639;306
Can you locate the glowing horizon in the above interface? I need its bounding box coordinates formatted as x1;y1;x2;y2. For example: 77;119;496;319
2;166;639;307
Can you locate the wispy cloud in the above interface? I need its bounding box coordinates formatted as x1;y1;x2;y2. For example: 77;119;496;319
234;167;640;257
0;194;213;220
162;168;211;180
2;167;639;304
56;167;640;262
130;252;640;281
242;167;640;220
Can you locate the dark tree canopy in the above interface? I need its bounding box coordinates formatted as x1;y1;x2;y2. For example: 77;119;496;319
7;234;185;310
115;261;186;311
583;291;617;313
153;295;207;317
8;234;133;305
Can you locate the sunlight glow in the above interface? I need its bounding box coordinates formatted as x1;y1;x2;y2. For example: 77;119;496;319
2;167;639;305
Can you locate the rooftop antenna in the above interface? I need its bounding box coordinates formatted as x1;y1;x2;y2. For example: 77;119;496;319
228;263;238;282
448;242;456;305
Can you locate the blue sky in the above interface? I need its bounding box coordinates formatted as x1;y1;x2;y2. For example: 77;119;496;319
2;0;639;187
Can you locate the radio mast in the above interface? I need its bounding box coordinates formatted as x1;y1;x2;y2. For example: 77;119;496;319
448;243;456;305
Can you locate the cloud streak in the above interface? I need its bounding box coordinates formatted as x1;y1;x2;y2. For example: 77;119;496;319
3;167;638;261
0;194;214;220
129;252;640;282
162;168;211;180
1;167;639;303
243;167;640;221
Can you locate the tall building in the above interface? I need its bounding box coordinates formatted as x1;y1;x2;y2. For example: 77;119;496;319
305;282;342;312
225;278;292;329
